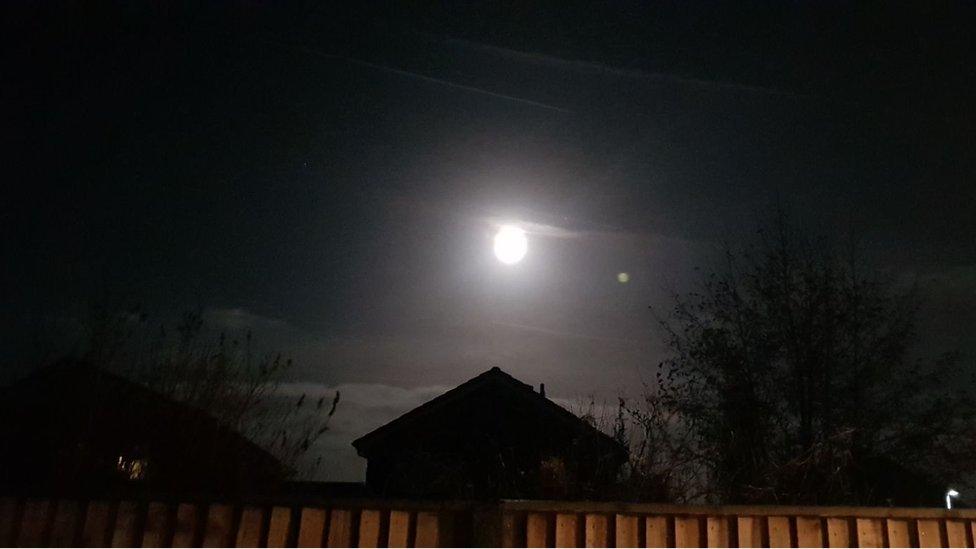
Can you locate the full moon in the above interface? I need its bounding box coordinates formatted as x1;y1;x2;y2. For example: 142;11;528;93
493;225;528;264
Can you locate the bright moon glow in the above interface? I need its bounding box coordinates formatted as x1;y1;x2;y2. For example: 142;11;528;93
494;225;528;264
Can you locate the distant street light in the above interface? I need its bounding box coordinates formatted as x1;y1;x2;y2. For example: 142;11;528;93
946;489;960;510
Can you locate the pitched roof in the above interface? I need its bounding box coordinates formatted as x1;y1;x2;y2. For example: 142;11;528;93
352;366;626;459
0;360;285;480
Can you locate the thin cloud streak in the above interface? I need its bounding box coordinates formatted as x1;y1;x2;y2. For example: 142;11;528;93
264;39;574;114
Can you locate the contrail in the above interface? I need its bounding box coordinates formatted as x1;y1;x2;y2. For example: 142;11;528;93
269;40;574;114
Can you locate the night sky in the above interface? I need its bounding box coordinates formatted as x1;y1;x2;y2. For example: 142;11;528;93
4;3;976;480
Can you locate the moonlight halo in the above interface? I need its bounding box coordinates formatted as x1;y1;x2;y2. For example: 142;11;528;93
494;225;528;264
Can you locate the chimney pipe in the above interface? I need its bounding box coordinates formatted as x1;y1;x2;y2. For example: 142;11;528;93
539;383;546;397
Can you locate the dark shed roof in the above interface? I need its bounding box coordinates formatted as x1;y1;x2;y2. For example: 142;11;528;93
0;360;285;492
353;366;626;461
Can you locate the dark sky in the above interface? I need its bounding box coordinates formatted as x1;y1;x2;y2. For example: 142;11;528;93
4;2;976;479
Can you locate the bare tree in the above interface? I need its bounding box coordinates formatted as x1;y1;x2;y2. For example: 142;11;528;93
636;212;976;505
82;307;339;478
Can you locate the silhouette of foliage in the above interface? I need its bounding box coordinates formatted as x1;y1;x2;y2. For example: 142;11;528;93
634;212;976;505
80;307;339;479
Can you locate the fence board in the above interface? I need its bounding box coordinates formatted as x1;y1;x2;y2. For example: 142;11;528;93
80;501;114;547
142;502;173;548
527;512;552;548
235;506;264;548
18;498;52;547
297;507;327;548
674;516;700;548
585;514;610;548
615;514;639;548
266;507;292;548
946;520;967;548
737;517;763;548
767;516;791;547
202;504;235;548
855;518;884;548
555;513;581;548
917;519;944;548
826;518;851;548
328;509;355;548
415;511;445;548
50;500;82;547
171;503;201;548
112;501;141;548
358;509;383;548
706;516;729;548
0;498;19;547
388;510;412;548
645;516;669;548
796;516;823;547
885;519;910;548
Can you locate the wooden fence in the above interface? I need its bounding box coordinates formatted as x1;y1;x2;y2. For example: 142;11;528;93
3;495;976;547
493;500;976;548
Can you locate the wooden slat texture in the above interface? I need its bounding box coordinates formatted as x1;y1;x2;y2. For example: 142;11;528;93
615;514;639;548
0;498;19;547
297;507;327;548
171;503;200;548
645;516;669;548
856;518;884;548
358;510;383;548
706;516;729;548
80;501;114;548
585;514;610;548
796;516;823;547
142;502;173;548
266;507;292;549
555;513;581;548
917;519;945;548
202;504;235;547
235;507;264;548
826;518;851;548
111;501;141;548
415;511;446;548
767;516;791;548
18;498;52;547
388;510;412;548
527;512;552;548
18;495;976;548
50;500;82;547
674;516;701;548
328;509;355;548
886;519;911;549
946;520;967;548
737;517;763;548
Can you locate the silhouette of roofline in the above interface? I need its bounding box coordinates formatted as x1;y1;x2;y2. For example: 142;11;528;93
0;359;286;475
352;366;626;458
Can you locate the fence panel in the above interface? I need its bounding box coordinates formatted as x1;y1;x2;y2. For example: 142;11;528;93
111;500;141;548
795;516;823;547
17;498;52;547
555;513;581;547
5;494;976;547
235;506;264;548
49;500;82;547
615;514;638;548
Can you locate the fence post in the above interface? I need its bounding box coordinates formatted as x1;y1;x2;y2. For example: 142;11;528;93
471;503;504;547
